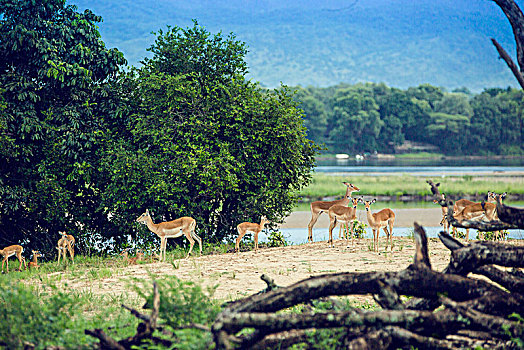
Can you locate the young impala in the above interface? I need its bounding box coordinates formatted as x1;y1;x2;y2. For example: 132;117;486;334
327;197;362;248
57;232;75;263
236;216;268;253
0;245;26;273
28;250;42;269
363;199;395;252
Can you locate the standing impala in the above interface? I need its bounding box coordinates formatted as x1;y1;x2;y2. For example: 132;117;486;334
57;232;75;264
0;245;26;273
136;209;202;261
235;216;268;253
328;197;362;248
307;182;360;243
363;199;395;252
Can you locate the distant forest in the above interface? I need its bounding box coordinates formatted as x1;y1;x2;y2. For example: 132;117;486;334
292;83;523;156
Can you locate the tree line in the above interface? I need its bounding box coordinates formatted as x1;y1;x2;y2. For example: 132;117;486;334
293;83;523;155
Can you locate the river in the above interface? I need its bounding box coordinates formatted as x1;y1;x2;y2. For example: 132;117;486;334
315;156;524;175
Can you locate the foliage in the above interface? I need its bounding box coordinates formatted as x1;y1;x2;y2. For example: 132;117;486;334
479;230;509;241
0;278;138;349
135;277;220;349
266;230;288;248
0;0;127;253
351;220;368;239
293;83;523;156
99;21;319;244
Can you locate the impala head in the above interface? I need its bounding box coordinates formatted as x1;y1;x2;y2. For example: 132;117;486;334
342;182;360;195
119;248;130;256
32;250;42;257
136;209;151;224
363;199;377;211
351;196;362;207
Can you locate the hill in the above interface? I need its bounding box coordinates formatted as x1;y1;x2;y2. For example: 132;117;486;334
69;0;522;92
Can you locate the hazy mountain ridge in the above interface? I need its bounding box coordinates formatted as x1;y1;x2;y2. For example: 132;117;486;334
70;0;522;91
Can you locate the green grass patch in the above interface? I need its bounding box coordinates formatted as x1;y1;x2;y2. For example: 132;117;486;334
299;173;524;199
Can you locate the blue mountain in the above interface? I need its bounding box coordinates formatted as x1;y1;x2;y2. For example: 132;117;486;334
70;0;523;92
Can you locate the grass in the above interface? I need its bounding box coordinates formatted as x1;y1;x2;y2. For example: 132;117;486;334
299;173;524;199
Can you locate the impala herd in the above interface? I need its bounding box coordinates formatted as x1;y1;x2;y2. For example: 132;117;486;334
0;182;509;272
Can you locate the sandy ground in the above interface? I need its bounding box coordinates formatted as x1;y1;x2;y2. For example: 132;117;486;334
42;207;524;307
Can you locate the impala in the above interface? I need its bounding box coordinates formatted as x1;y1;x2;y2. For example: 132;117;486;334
57;232;75;263
28;250;42;269
454;192;505;240
236;216;268;253
307;182;360;243
0;245;26;272
136;209;202;261
363;199;395;252
327;197;361;248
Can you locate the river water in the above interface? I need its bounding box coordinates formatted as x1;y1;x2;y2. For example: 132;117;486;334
315;157;524;175
265;157;524;244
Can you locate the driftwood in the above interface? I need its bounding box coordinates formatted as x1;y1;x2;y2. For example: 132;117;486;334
491;0;524;89
85;282;173;349
211;222;524;349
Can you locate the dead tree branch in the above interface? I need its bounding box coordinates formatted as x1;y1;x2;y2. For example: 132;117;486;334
211;224;524;349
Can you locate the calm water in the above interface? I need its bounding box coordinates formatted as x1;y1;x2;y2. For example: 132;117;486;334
258;227;524;245
316;157;524;174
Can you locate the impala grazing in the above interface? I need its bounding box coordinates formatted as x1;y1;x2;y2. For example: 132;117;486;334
236;216;268;253
0;245;26;273
328;197;361;248
57;232;75;263
28;250;42;269
363;199;395;252
307;182;360;243
136;209;202;261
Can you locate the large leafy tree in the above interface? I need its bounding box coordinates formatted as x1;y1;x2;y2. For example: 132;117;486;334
100;21;319;244
0;0;126;252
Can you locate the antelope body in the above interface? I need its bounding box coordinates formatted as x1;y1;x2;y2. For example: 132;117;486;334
307;182;360;243
364;199;395;252
328;197;361;248
236;216;268;253
136;210;201;261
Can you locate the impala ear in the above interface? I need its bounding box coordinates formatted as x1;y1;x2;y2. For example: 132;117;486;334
435;183;440;187
372;199;377;204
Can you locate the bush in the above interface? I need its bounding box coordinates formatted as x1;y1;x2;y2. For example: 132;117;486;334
0;281;79;349
267;230;288;248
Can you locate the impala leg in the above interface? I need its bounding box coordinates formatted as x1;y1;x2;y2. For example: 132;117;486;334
308;211;322;243
2;258;6;273
235;228;245;253
254;231;259;252
185;234;195;259
383;227;390;251
348;222;354;248
388;221;394;251
465;228;470;242
161;237;166;262
192;232;202;255
328;218;336;248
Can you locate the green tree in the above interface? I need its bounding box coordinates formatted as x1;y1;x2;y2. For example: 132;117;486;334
100;22;318;243
0;0;126;252
328;85;382;153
